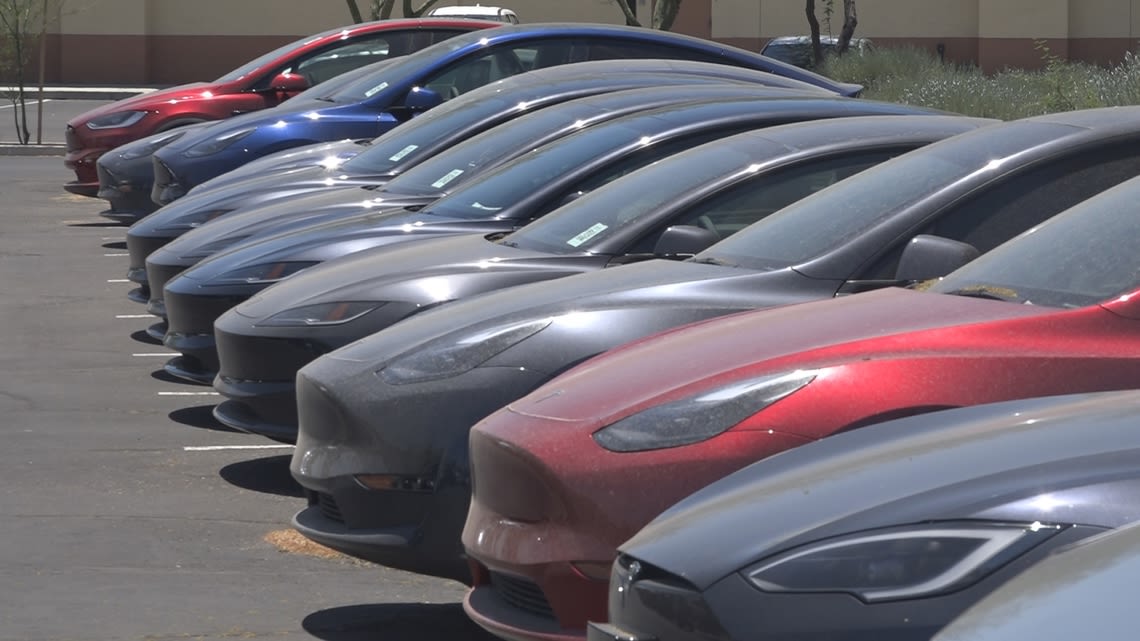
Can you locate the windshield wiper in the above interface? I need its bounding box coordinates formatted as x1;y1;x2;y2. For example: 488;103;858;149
940;287;1020;302
689;256;738;267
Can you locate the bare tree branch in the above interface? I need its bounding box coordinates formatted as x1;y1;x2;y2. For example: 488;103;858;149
616;0;641;27
837;0;858;54
651;0;681;30
344;0;363;23
805;0;823;65
402;0;443;18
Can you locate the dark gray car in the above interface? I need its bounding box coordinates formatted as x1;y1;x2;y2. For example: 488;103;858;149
126;83;815;307
597;391;1140;641
284;107;1140;582
209;114;993;441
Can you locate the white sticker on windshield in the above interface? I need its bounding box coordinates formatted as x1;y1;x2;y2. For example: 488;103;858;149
430;169;464;189
566;223;609;247
388;144;419;162
364;81;389;98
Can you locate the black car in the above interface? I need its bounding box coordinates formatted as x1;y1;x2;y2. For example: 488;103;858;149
209;114;993;441
158;96;936;385
126;83;809;306
284;107;1140;582
102;59;831;225
596;391;1140;641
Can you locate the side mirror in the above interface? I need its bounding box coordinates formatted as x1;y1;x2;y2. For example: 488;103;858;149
404;86;445;114
895;234;980;282
269;72;310;94
653;225;721;258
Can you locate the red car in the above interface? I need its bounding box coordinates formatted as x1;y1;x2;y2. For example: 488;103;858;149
462;175;1140;641
63;18;496;197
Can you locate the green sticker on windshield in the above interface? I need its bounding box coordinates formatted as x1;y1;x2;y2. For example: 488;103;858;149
430;169;464;189
388;144;419;162
566;223;609;247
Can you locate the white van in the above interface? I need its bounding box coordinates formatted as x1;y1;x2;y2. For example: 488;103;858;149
427;5;520;23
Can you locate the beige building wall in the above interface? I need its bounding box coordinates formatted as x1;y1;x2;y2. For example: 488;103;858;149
40;0;1140;84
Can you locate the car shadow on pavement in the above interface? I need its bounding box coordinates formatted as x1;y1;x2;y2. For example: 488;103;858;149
219;454;304;498
168;404;243;434
66;221;127;228
131;329;163;345
150;368;207;385
303;603;498;641
101;240;127;250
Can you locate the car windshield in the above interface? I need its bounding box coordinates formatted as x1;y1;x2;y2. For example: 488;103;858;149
505;137;759;253
340;92;521;175
214;31;334;83
697;121;1069;271
378;99;612;198
421;119;664;220
329;30;490;103
927;177;1140;308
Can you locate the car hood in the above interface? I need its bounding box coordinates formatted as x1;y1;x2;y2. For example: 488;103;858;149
156;164;392;223
68;82;222;126
157;188;438;260
505;287;1052;423
622;391;1140;590
232;233;601;316
187;139;369;195
159;96;347;153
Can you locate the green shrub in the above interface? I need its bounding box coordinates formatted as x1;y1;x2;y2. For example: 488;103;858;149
820;45;1140;119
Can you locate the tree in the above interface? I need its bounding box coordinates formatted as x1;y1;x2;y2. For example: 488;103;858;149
0;0;55;144
615;0;682;31
805;0;858;64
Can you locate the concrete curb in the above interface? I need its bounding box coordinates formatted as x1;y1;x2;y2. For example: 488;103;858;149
0;144;66;157
3;86;158;101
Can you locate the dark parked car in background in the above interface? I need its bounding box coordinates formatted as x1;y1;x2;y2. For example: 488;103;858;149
158;93;923;385
462;170;1140;641
126;84;815;305
65;18;494;199
596;391;1140;641
209;114;990;441
147;22;863;205
285;106;1140;623
761;35;875;70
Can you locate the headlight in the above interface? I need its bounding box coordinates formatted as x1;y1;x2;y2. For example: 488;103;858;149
119;129;188;160
746;521;1063;602
256;301;384;327
592;370;817;453
379;318;551;385
209;261;318;285
154;209;231;233
87;110;147;130
184;127;257;157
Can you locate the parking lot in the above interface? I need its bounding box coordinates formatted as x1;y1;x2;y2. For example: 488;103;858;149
0;156;493;640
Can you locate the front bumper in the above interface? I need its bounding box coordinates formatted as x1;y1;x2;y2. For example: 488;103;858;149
96;154;159;221
152;155;188;205
462;421;813;641
163;283;248;384
125;232;174;298
289;361;551;580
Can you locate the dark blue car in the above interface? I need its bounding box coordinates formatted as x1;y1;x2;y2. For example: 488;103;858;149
149;22;861;204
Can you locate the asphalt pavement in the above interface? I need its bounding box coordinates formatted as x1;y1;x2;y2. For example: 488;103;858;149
0;160;497;639
0;98;110;149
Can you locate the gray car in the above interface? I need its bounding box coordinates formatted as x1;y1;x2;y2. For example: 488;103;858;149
597;391;1140;641
285;106;1140;583
209;114;993;441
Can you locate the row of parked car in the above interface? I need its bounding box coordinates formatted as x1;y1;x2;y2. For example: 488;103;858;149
66;16;1140;641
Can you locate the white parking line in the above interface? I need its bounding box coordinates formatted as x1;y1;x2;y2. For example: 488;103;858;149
132;352;175;357
101;236;123;241
104;253;129;257
157;391;220;396
115;314;152;319
107;279;130;283
183;445;294;451
0;99;50;110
